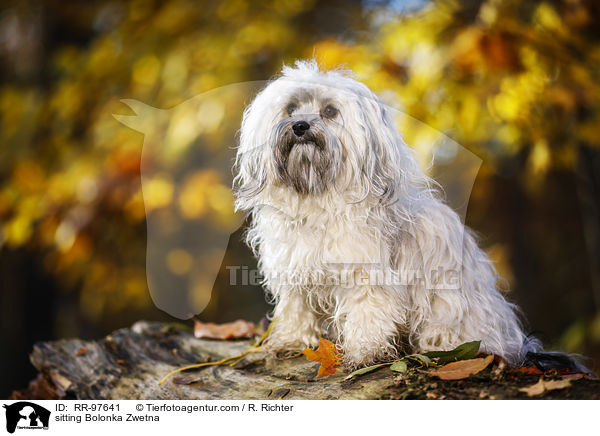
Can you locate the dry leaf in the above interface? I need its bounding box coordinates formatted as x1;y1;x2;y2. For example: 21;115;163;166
508;366;544;375
193;319;256;340
75;346;88;356
303;337;341;376
430;355;494;380
562;373;585;381
519;377;572;397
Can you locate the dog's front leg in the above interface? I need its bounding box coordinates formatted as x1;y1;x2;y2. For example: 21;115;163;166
265;288;321;354
334;286;404;369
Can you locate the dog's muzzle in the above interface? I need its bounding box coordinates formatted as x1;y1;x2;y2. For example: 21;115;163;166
272;116;341;195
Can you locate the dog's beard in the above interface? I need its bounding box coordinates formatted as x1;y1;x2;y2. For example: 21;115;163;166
272;119;342;195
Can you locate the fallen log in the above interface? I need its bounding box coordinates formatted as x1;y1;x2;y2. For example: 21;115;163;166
11;321;600;400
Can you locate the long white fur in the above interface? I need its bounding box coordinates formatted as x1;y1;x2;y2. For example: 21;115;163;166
234;60;541;368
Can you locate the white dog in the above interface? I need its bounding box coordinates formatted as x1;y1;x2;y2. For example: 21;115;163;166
233;60;582;370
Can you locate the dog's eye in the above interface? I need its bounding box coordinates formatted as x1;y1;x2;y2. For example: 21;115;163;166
286;103;297;116
322;105;338;119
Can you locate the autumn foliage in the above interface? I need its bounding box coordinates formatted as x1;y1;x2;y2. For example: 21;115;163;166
303;337;341;376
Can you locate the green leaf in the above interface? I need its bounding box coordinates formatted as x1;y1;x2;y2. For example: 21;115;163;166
344;363;389;380
405;354;431;367
423;341;481;364
390;360;408;373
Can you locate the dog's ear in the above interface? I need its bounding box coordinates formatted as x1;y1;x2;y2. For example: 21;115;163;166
233;90;274;209
353;94;428;207
355;96;401;202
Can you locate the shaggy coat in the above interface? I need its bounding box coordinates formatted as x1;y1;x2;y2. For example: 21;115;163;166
234;61;539;368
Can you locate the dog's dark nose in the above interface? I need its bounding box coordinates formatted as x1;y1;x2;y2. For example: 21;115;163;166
292;121;310;136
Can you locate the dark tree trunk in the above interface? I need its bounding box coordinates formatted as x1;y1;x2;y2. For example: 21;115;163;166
576;145;600;310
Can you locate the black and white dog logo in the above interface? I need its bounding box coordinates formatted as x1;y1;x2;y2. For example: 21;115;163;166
3;402;50;433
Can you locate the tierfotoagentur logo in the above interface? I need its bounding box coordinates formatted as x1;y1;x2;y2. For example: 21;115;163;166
3;402;50;434
226;265;461;289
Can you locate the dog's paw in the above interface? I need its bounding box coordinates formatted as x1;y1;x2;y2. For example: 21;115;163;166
340;354;378;371
265;330;320;352
263;342;306;360
340;343;396;370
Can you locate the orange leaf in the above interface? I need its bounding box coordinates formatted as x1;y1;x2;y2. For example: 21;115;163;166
303;337;341;376
508;366;544;375
193;319;256;340
429;355;494;380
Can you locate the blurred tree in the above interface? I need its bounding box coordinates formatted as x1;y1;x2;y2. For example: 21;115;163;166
0;0;366;325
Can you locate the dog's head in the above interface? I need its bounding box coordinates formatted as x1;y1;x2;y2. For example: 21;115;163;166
234;60;422;208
